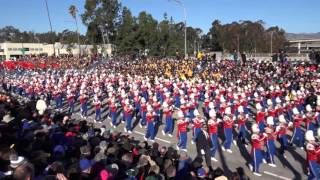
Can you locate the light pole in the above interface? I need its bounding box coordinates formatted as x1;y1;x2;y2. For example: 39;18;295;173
44;0;56;56
168;0;187;58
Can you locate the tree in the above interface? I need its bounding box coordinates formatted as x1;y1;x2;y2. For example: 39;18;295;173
69;5;81;57
116;7;137;54
81;0;122;45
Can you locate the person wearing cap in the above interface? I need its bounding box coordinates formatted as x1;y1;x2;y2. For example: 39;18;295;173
289;108;304;149
222;107;236;153
208;109;221;162
176;110;188;151
93;96;102;123
305;130;320;179
249;123;268;176
145;105;156;141
236;106;248;146
265;116;277;167
162;102;173;137
276;115;289;156
79;158;94;178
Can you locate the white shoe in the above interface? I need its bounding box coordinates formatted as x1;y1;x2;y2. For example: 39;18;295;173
144;136;147;141
124;128;127;132
191;140;194;145
176;145;180;150
233;140;237;145
300;147;304;150
262;159;267;164
245;144;248;148
268;163;277;167
182;149;187;152
253;172;262;176
139;124;143;128
94;120;97;123
113;125;116;128
150;139;155;142
249;164;253;172
168;134;173;137
121;121;125;124
226;149;233;154
162;130;165;136
128;130;132;134
221;147;225;151
211;157;218;162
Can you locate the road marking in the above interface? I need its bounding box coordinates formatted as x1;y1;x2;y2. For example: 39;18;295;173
263;171;291;180
133;131;171;144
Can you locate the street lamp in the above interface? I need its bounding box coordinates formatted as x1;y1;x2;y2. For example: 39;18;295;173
168;0;187;59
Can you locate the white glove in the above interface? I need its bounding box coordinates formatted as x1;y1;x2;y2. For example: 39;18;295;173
201;149;205;155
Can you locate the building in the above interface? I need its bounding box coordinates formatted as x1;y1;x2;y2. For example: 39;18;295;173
288;39;320;54
0;42;113;60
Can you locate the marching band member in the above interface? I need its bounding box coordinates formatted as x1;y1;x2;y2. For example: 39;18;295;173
265;116;277;167
139;98;147;128
109;97;118;128
236;106;248;146
177;111;188;151
306;104;316;132
249;123;268;176
53;86;62;111
191;109;203;144
79;90;88;118
276;114;289;156
208;109;221;162
162;102;174;137
93;96;102;123
124;100;133;134
66;89;74;114
145;105;156;141
256;103;266;133
305;130;320;179
222;107;236;153
289;107;304;149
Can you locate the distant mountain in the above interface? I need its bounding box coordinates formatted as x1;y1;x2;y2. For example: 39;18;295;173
286;32;320;40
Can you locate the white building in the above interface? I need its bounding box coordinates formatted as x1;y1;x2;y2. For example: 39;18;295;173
0;42;113;60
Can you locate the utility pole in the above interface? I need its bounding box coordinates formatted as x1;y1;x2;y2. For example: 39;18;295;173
44;0;56;56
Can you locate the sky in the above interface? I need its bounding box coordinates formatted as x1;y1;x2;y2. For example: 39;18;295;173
0;0;319;35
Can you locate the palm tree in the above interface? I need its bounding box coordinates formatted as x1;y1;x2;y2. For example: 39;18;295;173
69;5;81;57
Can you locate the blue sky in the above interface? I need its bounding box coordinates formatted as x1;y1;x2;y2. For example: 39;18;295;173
0;0;319;34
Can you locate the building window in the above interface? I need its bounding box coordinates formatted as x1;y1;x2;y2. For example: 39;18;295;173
39;48;43;51
8;48;12;51
13;48;17;51
35;48;39;51
30;48;34;51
